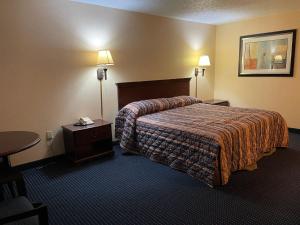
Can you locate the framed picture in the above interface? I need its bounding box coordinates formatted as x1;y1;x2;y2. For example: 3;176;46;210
238;29;297;77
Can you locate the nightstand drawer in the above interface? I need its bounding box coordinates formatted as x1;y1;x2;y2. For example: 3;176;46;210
74;125;111;146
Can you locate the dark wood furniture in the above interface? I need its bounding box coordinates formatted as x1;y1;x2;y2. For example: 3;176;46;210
62;119;113;163
203;99;230;106
116;78;191;110
0;131;40;199
0;131;40;167
0;196;48;225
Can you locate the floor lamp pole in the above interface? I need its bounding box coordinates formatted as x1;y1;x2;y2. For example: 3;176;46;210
195;75;198;98
100;79;103;119
194;67;199;98
97;67;107;120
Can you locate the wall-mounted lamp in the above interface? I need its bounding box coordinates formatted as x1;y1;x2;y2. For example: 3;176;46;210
195;55;211;77
97;50;114;80
194;55;211;98
198;55;211;76
96;50;114;119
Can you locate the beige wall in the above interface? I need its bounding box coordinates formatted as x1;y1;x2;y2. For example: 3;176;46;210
214;12;300;129
0;0;216;166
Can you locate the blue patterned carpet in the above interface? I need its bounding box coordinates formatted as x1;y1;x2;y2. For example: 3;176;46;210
23;133;300;225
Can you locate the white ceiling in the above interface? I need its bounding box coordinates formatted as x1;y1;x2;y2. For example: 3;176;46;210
72;0;300;24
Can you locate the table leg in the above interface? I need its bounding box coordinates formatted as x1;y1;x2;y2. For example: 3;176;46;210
0;185;4;200
1;157;7;199
1;156;26;197
2;156;15;197
3;156;11;167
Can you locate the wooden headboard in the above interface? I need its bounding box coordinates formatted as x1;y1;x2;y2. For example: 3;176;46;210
116;78;191;110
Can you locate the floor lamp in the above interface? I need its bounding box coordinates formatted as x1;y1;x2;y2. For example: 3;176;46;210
96;50;114;119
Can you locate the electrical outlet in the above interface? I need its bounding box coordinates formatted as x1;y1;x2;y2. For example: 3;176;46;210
46;131;54;141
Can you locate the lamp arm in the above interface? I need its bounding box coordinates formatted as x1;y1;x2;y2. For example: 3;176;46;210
97;67;108;80
97;68;103;80
202;68;206;76
194;68;199;77
103;68;108;80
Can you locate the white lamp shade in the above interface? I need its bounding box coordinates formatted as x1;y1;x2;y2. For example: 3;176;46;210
97;50;114;66
198;55;211;67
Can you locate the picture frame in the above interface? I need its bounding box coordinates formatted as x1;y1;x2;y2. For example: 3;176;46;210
238;29;297;77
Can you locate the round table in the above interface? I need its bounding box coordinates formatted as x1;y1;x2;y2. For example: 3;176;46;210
0;131;40;199
0;131;40;167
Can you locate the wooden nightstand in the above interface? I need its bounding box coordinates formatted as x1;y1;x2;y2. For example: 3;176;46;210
203;99;230;106
62;119;113;163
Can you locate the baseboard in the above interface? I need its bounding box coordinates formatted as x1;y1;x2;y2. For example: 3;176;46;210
288;128;300;134
14;154;65;170
15;141;120;170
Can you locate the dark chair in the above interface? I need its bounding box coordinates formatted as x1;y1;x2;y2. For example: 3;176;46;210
0;163;48;225
0;196;48;225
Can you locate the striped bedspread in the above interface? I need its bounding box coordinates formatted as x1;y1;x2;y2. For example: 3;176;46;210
115;96;289;187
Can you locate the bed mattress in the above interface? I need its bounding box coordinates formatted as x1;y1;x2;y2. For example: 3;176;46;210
115;96;289;187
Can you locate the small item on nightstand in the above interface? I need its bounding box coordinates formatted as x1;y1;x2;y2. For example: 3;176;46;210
74;117;94;126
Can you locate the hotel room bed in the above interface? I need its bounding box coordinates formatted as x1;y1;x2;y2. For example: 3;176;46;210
115;78;289;187
115;96;288;187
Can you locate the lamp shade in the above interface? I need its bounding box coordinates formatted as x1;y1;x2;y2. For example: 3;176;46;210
198;55;211;67
97;50;114;66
